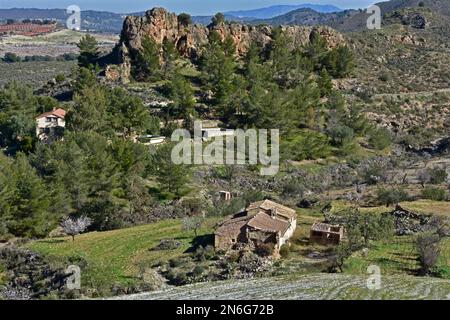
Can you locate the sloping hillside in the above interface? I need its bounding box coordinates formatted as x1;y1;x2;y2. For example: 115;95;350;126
258;0;450;32
117;273;450;300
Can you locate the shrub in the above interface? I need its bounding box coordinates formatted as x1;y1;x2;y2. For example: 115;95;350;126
378;73;390;82
55;73;66;83
376;187;409;206
227;251;240;263
192;265;205;276
168;257;183;268
211;12;225;25
177;13;192;27
212;165;234;181
2;53;21;63
279;245;290;258
153;239;181;251
428;168;448;185
327;124;354;147
281;179;305;198
194;245;216;261
368;128;391;150
422;187;446;201
170;271;188;286
416;232;441;276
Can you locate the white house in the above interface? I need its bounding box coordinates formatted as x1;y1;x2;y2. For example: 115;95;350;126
135;135;166;145
35;108;66;141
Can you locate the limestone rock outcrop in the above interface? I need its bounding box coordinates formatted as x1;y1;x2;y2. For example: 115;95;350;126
106;7;346;82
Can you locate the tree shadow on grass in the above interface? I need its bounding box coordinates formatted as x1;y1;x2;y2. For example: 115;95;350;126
184;234;214;253
37;239;67;244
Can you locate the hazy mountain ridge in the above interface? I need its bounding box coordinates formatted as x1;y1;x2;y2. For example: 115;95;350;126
260;0;450;32
225;3;343;19
0;8;125;33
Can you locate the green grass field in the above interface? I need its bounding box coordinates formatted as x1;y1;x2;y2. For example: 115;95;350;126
26;217;221;292
345;236;450;279
24;200;449;297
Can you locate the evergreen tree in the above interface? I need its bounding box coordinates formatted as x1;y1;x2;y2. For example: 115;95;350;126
200;31;237;110
211;12;225;26
133;36;161;81
178;13;192;27
166;72;196;130
269;28;293;87
108;87;150;138
317;68;333;97
154;143;189;198
0;153;57;238
0;81;39;153
162;38;178;79
66;85;110;134
77;34;100;70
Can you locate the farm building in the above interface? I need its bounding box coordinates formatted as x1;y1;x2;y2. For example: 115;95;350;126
309;222;344;245
35;108;66;142
214;200;297;254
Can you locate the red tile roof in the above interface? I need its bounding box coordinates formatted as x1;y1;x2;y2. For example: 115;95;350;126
247;212;290;234
36;108;66;119
246;199;296;220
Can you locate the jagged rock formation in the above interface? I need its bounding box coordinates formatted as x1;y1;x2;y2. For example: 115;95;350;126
105;7;346;82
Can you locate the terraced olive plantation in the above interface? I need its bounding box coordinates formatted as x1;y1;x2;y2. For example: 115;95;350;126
0;60;76;88
118;274;450;300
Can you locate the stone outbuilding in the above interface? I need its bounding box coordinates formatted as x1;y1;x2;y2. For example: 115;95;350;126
214;200;297;254
309;222;344;245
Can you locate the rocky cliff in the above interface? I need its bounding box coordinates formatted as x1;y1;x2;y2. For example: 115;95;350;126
105;8;346;82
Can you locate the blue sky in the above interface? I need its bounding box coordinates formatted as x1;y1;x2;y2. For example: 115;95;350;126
0;0;381;15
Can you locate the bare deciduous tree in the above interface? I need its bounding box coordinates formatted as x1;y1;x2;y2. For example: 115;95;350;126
60;216;93;242
182;216;203;237
416;232;441;276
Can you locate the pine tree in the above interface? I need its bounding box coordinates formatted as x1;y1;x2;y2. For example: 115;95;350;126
200;31;237;109
133;36;161;81
154;143;189;198
0;153;56;238
317;68;333;97
66;85;110;134
77;34;99;69
109;87;150;138
166;72;196;130
162;38;178;79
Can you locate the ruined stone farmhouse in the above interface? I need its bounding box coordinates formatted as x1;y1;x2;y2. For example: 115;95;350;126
309;222;344;245
214;200;297;253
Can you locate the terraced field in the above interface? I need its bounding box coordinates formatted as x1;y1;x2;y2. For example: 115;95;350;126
117;274;450;300
0;60;76;88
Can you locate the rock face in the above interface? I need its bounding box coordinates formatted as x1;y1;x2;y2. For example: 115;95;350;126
401;12;428;29
107;7;346;82
389;11;429;29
